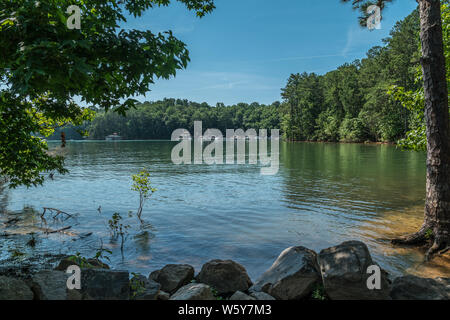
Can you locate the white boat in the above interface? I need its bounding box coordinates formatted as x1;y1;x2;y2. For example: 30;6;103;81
106;133;121;141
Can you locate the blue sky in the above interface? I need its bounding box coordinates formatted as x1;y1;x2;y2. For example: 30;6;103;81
125;0;418;106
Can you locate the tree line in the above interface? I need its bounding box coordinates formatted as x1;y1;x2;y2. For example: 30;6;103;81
281;8;423;143
50;8;434;144
50;100;282;140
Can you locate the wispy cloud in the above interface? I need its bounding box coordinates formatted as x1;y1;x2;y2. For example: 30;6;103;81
221;51;367;66
262;52;366;63
341;27;356;56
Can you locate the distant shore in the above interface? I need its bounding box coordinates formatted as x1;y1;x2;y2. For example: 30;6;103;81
45;138;398;146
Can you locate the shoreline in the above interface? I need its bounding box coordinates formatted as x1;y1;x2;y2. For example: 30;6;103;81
44;139;399;146
0;240;448;300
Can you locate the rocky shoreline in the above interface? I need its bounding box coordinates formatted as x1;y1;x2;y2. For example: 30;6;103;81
0;241;448;300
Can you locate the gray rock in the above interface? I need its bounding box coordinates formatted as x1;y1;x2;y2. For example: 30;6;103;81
145;279;161;293
138;282;160;300
132;273;149;285
149;269;161;282
80;269;129;300
131;274;161;300
197;260;252;295
67;289;82;300
31;270;68;300
0;276;34;300
250;246;320;300
230;291;256;300
136;288;159;300
390;276;450;300
152;264;195;294
436;277;450;288
250;291;276;300
318;241;390;300
170;283;215;300
158;290;170;300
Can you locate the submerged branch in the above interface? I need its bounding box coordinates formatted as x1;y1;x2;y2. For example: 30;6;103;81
41;207;74;220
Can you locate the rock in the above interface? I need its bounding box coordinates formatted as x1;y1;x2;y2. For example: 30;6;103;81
149;269;161;282
152;264;194;294
80;269;129;300
250;246;320;300
250;291;276;300
31;270;68;300
390;276;450;300
170;283;215;300
130;273;161;300
145;280;161;294
197;260;252;295
230;291;256;300
0;276;34;300
55;257;109;271
132;273;149;285
318;241;390;300
67;289;83;300
158;291;171;300
436;278;450;289
133;276;161;301
136;287;160;300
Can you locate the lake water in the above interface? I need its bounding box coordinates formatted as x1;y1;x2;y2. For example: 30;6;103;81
1;141;449;279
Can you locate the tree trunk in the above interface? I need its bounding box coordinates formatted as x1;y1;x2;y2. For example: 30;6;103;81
393;0;450;259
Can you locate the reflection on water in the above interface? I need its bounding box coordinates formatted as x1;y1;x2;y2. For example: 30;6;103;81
0;141;448;279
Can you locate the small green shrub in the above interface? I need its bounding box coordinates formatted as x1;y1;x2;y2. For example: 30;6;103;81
130;273;146;300
311;284;327;300
67;247;112;269
131;169;156;223
211;288;224;300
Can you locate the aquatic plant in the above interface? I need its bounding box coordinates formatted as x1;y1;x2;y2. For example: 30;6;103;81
131;169;157;223
108;212;130;253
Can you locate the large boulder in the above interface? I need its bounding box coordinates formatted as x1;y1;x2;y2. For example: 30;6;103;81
170;283;215;300
250;246;320;300
80;269;129;300
390;276;450;300
197;260;252;295
0;276;34;300
151;264;194;294
149;269;161;282
318;241;390;300
31;270;68;300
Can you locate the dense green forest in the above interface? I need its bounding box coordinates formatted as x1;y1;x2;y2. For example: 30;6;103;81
50;100;282;140
50;8;434;143
281;8;422;143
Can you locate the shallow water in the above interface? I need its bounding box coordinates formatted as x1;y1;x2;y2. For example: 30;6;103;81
0;141;448;279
